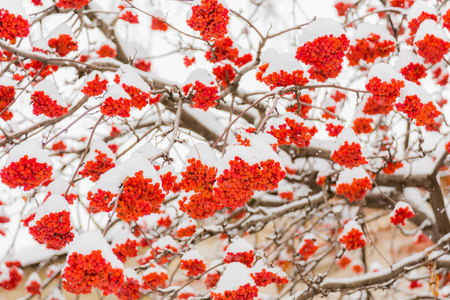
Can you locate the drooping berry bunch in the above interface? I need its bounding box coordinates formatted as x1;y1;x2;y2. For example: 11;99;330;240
183;81;219;111
365;77;405;110
223;237;255;268
151;17;168;31
331;141;368;169
396;95;441;126
0;79;15;121
339;221;366;250
205;37;252;67
180;250;206;277
250;262;288;287
352;117;373;134
336;167;372;202
56;0;90;9
213;64;236;89
81;72;108;97
186;0;230;41
390;201;415;225
0;8;30;42
415;34;450;64
119;11;139;24
79;150;116;182
298;234;319;260
48;34;78;57
346;33;395;66
28;196;74;250
112;239;139;263
97;44;117;58
267;114;317;148
141;265;169;290
100;85;132;117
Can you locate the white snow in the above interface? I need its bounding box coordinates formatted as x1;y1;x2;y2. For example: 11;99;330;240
367;63;404;83
153;236;179;251
25;271;41;287
65;231;123;269
29;195;70;228
5;139;53;166
181;249;204;261
214;262;256;294
183;68;217;87
185;143;218;168
298;18;346;46
0;0;30;22
103;84;131;100
406;1;437;21
46;288;65;300
85;139;115;163
120;70;151;92
177;218;197;232
415;19;450;42
47;24;76;40
33;79;67;106
44;177;76;197
395;49;425;71
351;23;394;44
85;70;108;83
336;167;369;186
142;264;168;277
259;50;304;75
0;77;16;88
225;236;253;255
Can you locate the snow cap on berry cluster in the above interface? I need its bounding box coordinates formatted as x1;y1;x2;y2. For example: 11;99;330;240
336;167;369;186
0;77;16;89
181;248;204;261
153;235;179;251
395;49;425;71
177;218;197;231
259;50;305;75
406;1;436;21
103;84;131;101
389;201;414;218
185;143;219;168
399;81;434;104
120;69;151;93
340;220;365;242
65;231;123;269
298;18;346;47
350;22;394;44
0;0;30;22
333;128;366;153
85;140;116;163
110;227;138;248
213;262;256;294
85;70;108;84
29;195;71;228
225;236;253;255
5;140;52;167
415;19;449;43
33;80;68;107
367;63;403;84
184;68;218;88
47;24;76;41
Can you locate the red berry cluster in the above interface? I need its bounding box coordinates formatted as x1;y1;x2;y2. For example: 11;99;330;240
286;94;313;118
382;161;403;174
268;118;317;148
97;45;117;58
365;77;404;111
390;206;415;225
390;0;414;8
48;34;78;57
0;84;15;121
213;64;236;89
120;11;139;24
223;250;254;267
0;9;30;42
205;37;252;67
26;279;41;295
28;211;74;250
180;258;206;277
298;239;319;260
177;225;197;238
0;262;23;290
352;117;373;134
250;268;288;287
296;34;349;82
415;34;450;64
400;63;427;85
62;250;124;295
101;95;131;117
115;275;140;300
81;74;108;97
112;239;139;263
24;59;58;80
339;228;366;250
122;84;150;110
346;34;395;66
157;215;172;228
134;59;151;72
183;81;219;111
1;155;53;191
87;189;116;213
331;142;368;169
336;177;372;202
257;65;309;90
186;0;230;42
326;123;344;137
79;150;115;182
31;91;68;118
116;171;165;221
331;90;346;102
211;283;258;300
279;191;293;201
56;0;90;9
179;191;218;220
205;271;220;289
32;0;43;5
395;95;441;126
407;12;437;44
142;269;168;290
432;67;449;86
215;157;285;209
184;56;196;67
335;2;352;16
51;141;67;155
151;17;168;31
